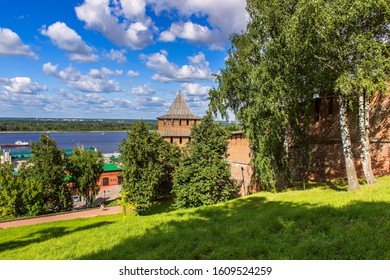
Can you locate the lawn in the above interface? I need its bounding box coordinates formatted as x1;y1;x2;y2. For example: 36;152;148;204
0;176;389;260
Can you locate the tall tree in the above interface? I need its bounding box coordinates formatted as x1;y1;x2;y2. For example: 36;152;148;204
172;112;238;209
19;134;73;212
210;0;314;188
67;148;104;207
119;121;180;214
290;0;389;188
211;0;389;191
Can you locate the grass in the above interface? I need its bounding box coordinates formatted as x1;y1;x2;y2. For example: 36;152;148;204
0;175;389;260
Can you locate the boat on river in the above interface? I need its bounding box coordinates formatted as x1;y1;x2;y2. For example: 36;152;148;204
0;140;30;148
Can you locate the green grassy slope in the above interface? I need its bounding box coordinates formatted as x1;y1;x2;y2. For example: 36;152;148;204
0;176;389;260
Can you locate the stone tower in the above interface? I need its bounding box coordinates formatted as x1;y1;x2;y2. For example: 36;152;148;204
157;91;201;146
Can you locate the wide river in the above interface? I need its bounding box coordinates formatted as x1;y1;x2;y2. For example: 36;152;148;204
0;132;128;154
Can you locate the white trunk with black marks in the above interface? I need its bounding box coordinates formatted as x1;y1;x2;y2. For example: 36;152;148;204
339;95;360;191
358;92;376;184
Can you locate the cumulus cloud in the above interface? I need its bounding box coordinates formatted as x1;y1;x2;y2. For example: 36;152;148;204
141;50;213;82
75;0;154;50
152;0;249;49
180;82;211;98
127;70;140;77
159;22;224;49
0;77;47;94
41;22;98;62
104;49;127;63
0;28;38;59
131;84;154;95
42;62;123;93
74;0;248;50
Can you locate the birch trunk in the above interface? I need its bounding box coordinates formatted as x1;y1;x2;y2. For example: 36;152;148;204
358;91;376;184
339;95;360;191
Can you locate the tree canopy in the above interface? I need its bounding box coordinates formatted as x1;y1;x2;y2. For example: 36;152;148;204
67;147;104;207
19;134;73;212
119;121;181;214
172;112;238;208
210;0;389;190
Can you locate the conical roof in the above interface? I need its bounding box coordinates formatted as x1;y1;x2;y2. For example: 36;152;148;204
157;92;201;119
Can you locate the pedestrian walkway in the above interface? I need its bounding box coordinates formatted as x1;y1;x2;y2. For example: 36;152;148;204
0;206;122;229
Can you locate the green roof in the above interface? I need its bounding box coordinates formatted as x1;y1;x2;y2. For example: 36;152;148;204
103;163;122;172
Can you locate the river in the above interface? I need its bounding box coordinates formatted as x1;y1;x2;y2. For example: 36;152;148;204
0;132;128;154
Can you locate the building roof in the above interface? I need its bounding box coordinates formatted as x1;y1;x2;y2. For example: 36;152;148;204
157;91;201;120
103;163;122;172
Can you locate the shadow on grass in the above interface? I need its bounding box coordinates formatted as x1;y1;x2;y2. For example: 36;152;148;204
0;221;114;253
77;196;390;260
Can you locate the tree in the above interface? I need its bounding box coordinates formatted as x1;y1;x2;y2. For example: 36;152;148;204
0;164;22;217
119;121;180;214
19;134;72;212
67;147;104;207
0;164;47;217
290;0;389;189
210;0;389;191
172;112;238;209
210;0;314;189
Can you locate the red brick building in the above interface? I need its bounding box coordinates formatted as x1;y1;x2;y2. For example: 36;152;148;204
157;91;201;147
99;163;123;187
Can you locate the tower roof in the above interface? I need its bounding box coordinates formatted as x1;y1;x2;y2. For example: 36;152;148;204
157;91;201;119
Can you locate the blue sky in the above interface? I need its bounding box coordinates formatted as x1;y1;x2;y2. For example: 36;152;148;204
0;0;249;119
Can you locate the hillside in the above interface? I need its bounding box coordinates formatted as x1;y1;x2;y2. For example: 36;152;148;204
0;176;389;260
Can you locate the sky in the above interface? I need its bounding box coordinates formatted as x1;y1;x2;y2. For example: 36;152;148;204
0;0;249;119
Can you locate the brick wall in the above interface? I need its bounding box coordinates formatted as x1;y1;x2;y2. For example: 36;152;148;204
98;171;122;187
307;92;389;179
157;119;199;132
163;136;190;147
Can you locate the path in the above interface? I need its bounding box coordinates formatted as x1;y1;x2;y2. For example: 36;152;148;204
0;206;122;229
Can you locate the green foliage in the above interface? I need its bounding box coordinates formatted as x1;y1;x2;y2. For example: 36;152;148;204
210;0;314;188
119;121;181;214
210;0;389;189
67;148;104;207
0;118;158;132
19;134;72;212
172;112;238;209
0;164;48;218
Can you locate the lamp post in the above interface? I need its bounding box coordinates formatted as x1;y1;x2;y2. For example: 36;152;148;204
104;190;106;203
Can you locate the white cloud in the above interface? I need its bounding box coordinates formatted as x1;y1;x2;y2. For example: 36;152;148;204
159;22;224;49
0;28;38;59
141;50;213;82
120;0;147;20
131;84;154;95
151;0;249;49
105;49;127;63
127;70;140;77
180;82;211;97
0;77;47;94
158;30;176;42
42;62;123;93
75;0;154;50
41;22;98;62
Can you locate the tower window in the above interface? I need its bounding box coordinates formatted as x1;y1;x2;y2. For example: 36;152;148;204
187;119;189;125
179;137;182;144
170;137;173;143
164;119;166;125
171;119;174;125
179;119;182;125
